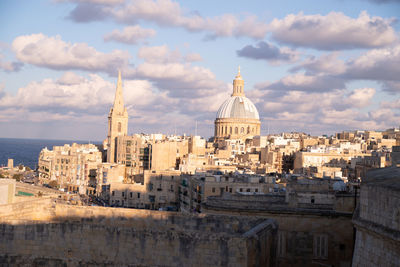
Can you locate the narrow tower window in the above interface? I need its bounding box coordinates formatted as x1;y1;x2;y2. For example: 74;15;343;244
118;122;122;133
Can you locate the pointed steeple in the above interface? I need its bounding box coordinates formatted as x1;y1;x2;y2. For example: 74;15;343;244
112;70;125;115
232;66;245;97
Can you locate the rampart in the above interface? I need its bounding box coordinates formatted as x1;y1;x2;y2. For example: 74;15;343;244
0;198;277;266
352;166;400;267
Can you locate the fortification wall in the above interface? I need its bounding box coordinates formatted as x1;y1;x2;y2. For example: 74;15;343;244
352;174;400;267
0;200;277;267
352;224;400;267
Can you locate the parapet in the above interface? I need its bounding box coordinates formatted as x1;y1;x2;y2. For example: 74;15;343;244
0;198;278;266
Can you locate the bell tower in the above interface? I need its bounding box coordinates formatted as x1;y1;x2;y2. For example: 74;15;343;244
107;70;128;163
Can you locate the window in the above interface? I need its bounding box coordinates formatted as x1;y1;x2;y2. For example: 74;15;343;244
112;191;115;196
241;127;244;133
247;126;250;134
240;188;243;192
212;187;215;193
230;127;232;134
229;188;232;193
225;126;227;135
130;192;133;198
122;192;125;197
225;186;228;192
311;196;315;204
255;188;258;192
118;122;122;133
235;127;238;134
137;193;140;199
313;234;328;258
246;188;251;192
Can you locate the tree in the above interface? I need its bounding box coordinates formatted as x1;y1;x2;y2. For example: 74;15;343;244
25;166;31;171
18;165;24;170
48;180;59;189
12;174;23;181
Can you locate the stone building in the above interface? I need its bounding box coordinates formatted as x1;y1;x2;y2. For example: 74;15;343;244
203;175;357;267
352;146;400;266
109;170;181;210
0;179;15;205
38;143;102;194
214;68;260;142
106;71;128;163
179;172;276;213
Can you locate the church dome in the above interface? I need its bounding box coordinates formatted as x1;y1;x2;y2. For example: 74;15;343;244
216;96;259;119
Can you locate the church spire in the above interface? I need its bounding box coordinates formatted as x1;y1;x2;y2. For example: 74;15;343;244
113;70;125;115
232;66;245;97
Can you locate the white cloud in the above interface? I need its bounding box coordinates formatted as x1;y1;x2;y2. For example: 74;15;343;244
12;33;131;75
269;11;397;50
137;45;181;63
104;25;156;44
290;52;346;75
255;88;394;135
344;44;400;81
66;0;269;39
345;88;375;108
266;73;346;92
184;53;202;62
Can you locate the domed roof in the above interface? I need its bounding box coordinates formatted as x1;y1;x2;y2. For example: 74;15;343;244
216;96;260;119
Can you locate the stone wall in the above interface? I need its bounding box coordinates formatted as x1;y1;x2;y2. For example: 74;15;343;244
352;166;400;267
0;200;277;266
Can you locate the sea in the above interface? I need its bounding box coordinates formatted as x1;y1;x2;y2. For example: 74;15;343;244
0;138;99;169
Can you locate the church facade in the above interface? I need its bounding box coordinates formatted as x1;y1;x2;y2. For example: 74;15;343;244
214;68;261;141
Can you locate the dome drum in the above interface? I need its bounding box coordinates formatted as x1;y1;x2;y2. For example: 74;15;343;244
214;68;261;142
215;118;260;141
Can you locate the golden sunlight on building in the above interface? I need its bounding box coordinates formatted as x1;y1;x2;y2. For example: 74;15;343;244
214;67;261;142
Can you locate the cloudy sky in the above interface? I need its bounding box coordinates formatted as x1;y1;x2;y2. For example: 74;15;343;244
0;0;399;141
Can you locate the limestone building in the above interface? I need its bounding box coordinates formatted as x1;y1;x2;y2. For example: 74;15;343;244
38;143;102;194
215;68;260;141
107;71;128;163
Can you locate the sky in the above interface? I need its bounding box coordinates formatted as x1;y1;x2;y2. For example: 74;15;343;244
0;0;399;141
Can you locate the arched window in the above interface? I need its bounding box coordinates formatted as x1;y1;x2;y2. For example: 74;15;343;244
252;127;255;133
241;127;244;133
230;127;232;134
235;127;238;134
247;126;250;134
225;126;227;135
118;122;122;133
